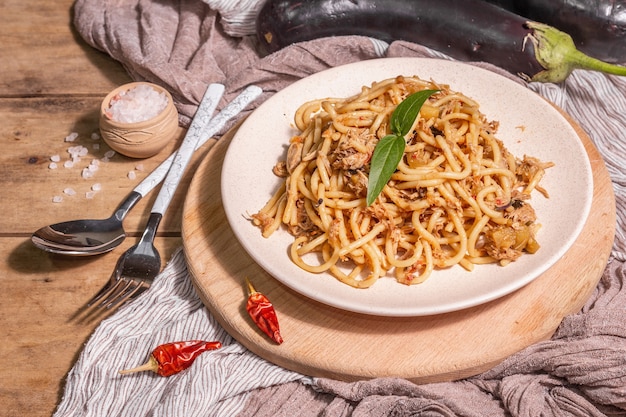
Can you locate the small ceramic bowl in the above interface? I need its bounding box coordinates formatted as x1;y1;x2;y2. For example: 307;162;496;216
99;82;179;158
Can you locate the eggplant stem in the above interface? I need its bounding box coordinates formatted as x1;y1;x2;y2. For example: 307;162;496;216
527;21;626;83
570;51;626;76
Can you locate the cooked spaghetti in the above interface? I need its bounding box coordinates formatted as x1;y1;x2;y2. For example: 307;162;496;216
251;75;553;288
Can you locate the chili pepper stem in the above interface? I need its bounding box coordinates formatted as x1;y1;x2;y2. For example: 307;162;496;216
245;277;258;296
119;355;159;375
528;21;626;83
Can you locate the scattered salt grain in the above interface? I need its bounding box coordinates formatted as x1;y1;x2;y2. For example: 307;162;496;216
128;170;136;180
67;145;89;160
106;84;168;124
65;132;79;142
81;168;94;179
49;129;121;204
135;163;144;171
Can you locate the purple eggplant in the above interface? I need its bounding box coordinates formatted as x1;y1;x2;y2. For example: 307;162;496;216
485;0;626;63
256;0;626;82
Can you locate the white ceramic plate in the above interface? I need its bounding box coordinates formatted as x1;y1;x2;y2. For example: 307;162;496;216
221;58;593;317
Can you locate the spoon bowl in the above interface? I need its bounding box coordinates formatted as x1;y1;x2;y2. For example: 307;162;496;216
31;191;141;256
32;218;127;256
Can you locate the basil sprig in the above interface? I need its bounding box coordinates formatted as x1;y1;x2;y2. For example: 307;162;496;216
366;89;439;206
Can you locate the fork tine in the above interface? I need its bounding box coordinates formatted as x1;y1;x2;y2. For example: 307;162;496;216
106;280;148;310
78;278;130;324
86;253;126;306
82;215;162;318
96;279;135;309
86;275;125;306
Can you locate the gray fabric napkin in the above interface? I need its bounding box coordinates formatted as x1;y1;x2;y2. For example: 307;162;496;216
56;0;626;415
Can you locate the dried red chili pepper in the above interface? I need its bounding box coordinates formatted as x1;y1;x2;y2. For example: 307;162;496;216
119;340;222;377
245;278;283;344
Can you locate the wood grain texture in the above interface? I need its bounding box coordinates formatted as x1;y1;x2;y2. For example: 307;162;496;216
0;236;183;417
0;1;190;415
183;110;615;383
0;0;129;95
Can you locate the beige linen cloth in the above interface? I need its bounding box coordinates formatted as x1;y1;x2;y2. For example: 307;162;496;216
54;0;626;415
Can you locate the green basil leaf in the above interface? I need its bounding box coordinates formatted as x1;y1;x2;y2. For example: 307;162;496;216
366;89;440;206
390;89;439;137
366;134;405;206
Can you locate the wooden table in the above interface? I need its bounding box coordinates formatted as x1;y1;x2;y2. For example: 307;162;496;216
0;1;211;415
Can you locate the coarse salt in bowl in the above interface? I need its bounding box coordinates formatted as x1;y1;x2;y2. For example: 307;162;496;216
100;82;179;158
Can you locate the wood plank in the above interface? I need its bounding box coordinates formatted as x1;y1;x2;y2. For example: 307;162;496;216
0;236;183;417
0;96;219;234
0;0;209;415
0;0;219;237
0;0;130;96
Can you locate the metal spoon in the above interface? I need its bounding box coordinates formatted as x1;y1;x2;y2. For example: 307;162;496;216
31;85;263;256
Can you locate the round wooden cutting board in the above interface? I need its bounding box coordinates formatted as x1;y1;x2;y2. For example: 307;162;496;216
182;110;615;383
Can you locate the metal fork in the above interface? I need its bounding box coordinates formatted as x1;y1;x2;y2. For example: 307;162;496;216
84;84;263;315
87;212;162;309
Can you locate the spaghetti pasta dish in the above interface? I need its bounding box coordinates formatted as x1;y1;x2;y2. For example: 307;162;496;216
251;75;553;289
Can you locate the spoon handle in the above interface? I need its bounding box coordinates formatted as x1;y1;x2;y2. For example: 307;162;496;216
132;85;262;198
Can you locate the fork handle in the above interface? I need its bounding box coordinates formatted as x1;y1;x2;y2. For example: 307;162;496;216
149;83;225;215
132;85;262;199
139;212;163;244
